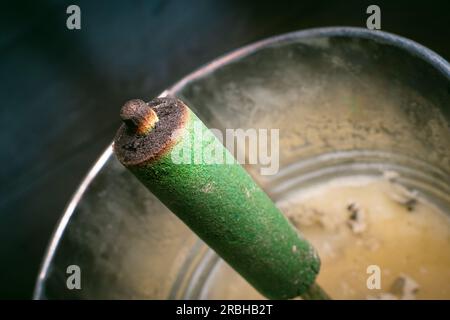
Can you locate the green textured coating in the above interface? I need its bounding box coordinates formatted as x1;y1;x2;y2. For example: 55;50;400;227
116;102;321;299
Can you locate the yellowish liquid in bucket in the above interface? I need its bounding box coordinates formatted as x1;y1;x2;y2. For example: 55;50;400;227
204;176;450;299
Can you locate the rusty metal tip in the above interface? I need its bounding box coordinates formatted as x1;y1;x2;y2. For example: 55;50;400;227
120;99;146;122
120;99;158;135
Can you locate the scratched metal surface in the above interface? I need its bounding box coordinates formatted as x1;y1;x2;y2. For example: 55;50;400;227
1;0;450;298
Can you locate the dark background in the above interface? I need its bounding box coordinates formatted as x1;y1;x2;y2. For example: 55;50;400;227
1;0;449;299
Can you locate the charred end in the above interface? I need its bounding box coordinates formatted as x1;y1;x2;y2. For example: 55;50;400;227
114;97;189;167
120;99;159;135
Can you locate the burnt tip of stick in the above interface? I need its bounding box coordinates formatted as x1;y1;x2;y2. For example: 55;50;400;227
115;97;189;167
120;99;159;135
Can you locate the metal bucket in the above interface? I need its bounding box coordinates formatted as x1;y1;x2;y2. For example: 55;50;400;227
34;27;450;299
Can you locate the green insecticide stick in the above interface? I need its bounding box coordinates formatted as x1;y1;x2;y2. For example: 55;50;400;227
113;97;328;300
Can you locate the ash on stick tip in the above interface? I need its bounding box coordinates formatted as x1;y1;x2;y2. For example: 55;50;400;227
120;99;159;135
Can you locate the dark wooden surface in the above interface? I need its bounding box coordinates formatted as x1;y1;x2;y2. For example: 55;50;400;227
1;0;449;298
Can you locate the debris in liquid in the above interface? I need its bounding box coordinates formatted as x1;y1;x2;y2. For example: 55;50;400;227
204;176;450;299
